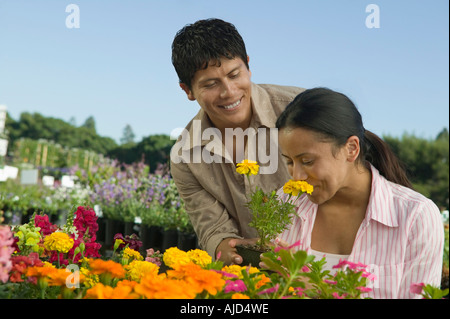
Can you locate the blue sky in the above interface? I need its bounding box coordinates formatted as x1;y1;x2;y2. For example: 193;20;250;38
0;0;448;144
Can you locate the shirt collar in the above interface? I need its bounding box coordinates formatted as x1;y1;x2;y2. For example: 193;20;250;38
296;164;399;228
365;164;399;227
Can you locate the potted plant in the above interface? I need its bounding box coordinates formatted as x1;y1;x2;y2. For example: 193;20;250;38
235;160;313;266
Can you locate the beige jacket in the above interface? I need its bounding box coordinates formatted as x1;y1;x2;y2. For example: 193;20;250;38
170;83;305;257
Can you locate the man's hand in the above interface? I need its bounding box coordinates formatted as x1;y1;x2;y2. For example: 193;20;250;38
216;237;258;265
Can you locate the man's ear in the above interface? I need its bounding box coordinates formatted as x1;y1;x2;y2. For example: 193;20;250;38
179;83;196;101
345;136;360;163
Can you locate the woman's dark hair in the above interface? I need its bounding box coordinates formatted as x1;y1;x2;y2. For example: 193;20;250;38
276;88;413;189
171;18;249;89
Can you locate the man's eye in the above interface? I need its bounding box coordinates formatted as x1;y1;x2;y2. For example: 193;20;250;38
204;82;216;88
230;72;240;79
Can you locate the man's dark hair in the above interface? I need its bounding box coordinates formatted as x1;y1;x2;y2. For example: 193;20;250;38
171;18;249;89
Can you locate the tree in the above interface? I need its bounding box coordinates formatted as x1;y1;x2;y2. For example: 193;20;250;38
82;116;96;132
120;124;136;145
384;130;449;209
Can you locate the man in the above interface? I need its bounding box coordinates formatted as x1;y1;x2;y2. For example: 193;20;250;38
170;18;304;265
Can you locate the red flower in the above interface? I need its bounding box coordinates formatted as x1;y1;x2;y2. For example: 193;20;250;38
34;214;58;236
74;206;99;240
9;253;43;283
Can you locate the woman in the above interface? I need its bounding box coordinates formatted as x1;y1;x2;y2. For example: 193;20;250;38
275;88;444;299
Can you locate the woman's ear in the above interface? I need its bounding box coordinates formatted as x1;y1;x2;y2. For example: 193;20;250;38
345;136;360;162
179;83;196;101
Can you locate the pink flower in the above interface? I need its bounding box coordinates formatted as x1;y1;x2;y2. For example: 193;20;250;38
324;279;337;285
301;265;310;273
332;292;347;299
274;240;301;253
410;282;425;295
356;286;372;293
0;225;15;283
258;284;280;295
224;280;247;293
362;271;377;282
332;260;367;271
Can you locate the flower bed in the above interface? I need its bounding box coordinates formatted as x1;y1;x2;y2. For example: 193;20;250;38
0;207;446;299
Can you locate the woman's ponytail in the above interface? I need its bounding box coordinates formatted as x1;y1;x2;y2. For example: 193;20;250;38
363;130;413;189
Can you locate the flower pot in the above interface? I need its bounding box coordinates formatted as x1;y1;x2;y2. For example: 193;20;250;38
140;225;163;252
124;221;136;236
96;217;106;244
236;244;269;267
161;228;178;253
104;218;125;247
177;230;198;251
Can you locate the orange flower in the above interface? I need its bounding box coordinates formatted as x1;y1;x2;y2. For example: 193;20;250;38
167;262;225;296
84;281;139;299
47;268;73;286
134;273;197;299
89;259;125;279
255;274;271;289
232;293;250;299
26;266;58;279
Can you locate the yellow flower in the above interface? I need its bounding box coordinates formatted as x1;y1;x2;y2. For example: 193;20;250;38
283;179;314;197
186;249;212;268
236;159;259;176
122;247;144;263
125;260;159;282
80;267;99;288
43;231;74;253
221;265;259;279
163;247;191;269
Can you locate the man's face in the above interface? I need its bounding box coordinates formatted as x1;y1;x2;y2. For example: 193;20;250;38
180;57;252;132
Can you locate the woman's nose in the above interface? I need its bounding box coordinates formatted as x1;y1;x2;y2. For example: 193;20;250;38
292;164;308;181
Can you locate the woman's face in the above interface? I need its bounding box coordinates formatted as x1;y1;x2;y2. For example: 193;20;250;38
278;127;355;205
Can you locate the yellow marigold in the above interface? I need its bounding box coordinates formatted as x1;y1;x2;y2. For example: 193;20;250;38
186;249;212;268
89;259;125;279
43;231;74;253
80;267;99;288
42;261;56;268
122;247;144;262
125;260;159;282
236;159;259;176
232;293;250;299
134;273;197;299
283;179;314;197
221;265;259;279
163;247;191;269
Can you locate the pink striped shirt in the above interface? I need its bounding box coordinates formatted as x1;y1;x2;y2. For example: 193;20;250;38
278;164;444;299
